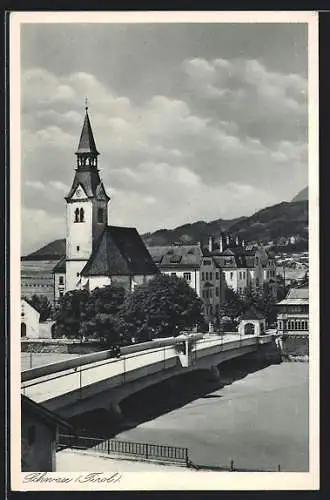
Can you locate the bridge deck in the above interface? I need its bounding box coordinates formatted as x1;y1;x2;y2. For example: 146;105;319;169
21;334;273;405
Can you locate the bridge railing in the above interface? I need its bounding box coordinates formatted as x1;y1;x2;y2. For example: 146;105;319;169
21;334;203;382
57;434;189;465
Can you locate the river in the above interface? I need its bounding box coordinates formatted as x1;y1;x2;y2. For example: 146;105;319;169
116;362;309;472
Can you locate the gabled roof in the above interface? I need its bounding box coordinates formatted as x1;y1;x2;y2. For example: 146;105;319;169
21;298;40;315
147;245;202;269
22;395;73;430
81;226;159;277
75;109;99;155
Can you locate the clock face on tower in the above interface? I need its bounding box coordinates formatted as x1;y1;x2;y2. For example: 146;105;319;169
75;187;83;198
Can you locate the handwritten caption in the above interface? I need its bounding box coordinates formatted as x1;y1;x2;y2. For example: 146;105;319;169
22;472;122;485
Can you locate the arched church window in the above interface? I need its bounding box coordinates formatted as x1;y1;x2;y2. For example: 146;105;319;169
74;208;79;223
80;208;85;222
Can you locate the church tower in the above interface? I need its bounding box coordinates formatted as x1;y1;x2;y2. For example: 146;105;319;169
65;103;110;291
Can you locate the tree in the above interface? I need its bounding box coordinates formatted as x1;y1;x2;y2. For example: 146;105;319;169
85;285;126;317
53;289;90;338
26;295;52;321
220;287;244;322
120;274;204;341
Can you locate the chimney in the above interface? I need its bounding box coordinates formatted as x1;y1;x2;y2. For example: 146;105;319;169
208;236;213;252
219;234;223;253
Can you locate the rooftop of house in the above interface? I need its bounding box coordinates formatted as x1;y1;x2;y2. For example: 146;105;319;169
147;244;203;269
22;395;73;431
277;286;309;306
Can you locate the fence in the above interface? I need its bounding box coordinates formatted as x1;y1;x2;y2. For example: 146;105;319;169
57;434;282;471
57;434;189;465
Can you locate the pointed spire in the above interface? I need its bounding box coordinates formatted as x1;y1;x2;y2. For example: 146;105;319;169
76;101;99;155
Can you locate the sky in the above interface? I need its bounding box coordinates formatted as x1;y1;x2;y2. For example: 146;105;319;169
20;21;308;255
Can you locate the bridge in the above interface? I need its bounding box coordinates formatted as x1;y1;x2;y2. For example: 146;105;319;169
21;333;278;420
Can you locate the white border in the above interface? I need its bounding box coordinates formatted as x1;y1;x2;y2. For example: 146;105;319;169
10;11;319;491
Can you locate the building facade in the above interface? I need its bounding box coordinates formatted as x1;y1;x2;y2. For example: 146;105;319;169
276;286;309;334
21;395;72;472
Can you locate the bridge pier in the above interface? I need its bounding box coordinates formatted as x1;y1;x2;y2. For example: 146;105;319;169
108;400;123;421
208;365;221;382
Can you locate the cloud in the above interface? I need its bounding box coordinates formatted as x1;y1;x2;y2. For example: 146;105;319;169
21;65;308;254
182;57;307;144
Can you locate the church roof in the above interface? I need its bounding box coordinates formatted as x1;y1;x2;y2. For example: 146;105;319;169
75;109;99;155
81;226;159;277
65;170;109;200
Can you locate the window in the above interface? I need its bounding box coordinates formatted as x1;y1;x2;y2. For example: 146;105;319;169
256;257;259;264
216;287;219;297
77;272;80;277
205;272;209;281
209;305;213;314
216;272;219;280
74;207;85;223
59;276;64;285
183;272;191;281
203;260;211;266
256;278;260;287
210;272;213;280
28;425;36;445
243;272;246;279
21;312;24;317
239;272;242;280
230;272;233;280
202;272;205;281
97;208;104;223
209;289;213;297
171;272;177;277
76;246;80;252
59;291;64;298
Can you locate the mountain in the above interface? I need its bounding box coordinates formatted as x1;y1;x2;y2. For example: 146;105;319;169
227;200;308;244
292;187;308;202
22;200;308;259
22;239;66;261
142;217;245;246
143;200;308;247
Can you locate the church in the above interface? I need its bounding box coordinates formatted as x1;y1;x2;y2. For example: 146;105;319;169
53;105;158;301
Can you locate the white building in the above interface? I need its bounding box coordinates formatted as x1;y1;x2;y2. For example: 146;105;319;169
21;299;40;338
276;287;309;334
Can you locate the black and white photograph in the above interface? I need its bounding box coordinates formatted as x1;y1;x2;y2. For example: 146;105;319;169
10;11;319;491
